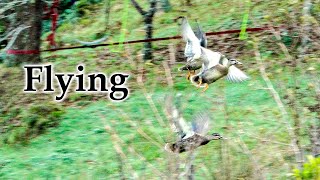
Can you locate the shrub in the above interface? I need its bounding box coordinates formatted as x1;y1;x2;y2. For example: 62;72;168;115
293;156;320;180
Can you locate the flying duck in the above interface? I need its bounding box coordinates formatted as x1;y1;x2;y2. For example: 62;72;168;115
190;55;246;92
164;95;223;153
178;17;207;80
177;16;249;87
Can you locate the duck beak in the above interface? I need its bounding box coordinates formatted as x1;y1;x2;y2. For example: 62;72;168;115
237;61;243;65
174;16;185;23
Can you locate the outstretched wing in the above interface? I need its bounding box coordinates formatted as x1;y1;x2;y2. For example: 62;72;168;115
165;95;193;140
199;48;222;72
195;20;207;48
180;17;202;60
191;113;211;136
226;66;250;83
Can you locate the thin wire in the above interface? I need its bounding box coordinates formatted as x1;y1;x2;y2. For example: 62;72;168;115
41;26;283;52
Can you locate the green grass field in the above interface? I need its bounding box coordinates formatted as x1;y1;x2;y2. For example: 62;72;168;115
1;54;317;178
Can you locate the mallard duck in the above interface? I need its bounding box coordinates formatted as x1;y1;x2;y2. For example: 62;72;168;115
178;16;248;84
178;60;203;80
190;55;248;92
164;95;223;153
178;17;207;79
165;132;222;153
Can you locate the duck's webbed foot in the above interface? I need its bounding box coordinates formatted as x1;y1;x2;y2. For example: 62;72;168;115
190;70;196;77
186;70;191;80
197;78;203;88
202;83;209;92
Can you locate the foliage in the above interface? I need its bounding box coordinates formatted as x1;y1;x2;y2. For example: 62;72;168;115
43;0;104;33
0;103;65;145
293;156;320;180
160;0;171;12
0;21;5;35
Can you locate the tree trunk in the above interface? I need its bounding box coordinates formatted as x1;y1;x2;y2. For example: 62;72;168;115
130;0;156;61
8;0;42;65
143;17;153;60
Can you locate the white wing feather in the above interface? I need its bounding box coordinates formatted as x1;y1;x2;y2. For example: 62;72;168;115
178;116;194;139
181;17;202;60
195;21;208;48
166;95;194;140
199;48;222;73
191;113;210;136
226;66;250;83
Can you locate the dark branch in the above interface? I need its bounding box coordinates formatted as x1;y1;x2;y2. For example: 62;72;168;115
147;0;157;17
130;0;146;15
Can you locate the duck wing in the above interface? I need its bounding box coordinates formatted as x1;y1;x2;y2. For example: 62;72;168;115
191;113;210;136
199;49;222;72
226;66;250;83
195;20;207;48
181;17;202;61
165;95;194;140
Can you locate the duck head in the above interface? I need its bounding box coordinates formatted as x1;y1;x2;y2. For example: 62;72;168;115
174;16;186;25
206;133;223;140
225;59;243;68
229;59;243;65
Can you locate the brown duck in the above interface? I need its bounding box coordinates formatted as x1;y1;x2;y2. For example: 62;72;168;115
178;60;203;80
190;54;248;92
165;132;222;153
164;95;223;153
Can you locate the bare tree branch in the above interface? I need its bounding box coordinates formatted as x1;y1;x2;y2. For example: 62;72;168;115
0;27;15;43
269;25;305;161
179;151;196;179
130;0;146;15
105;124;138;179
147;0;157;17
107;103;165;144
74;36;109;46
235;134;266;179
253;39;304;169
300;0;312;58
137;54;166;126
0;0;28;15
162;60;174;88
104;123;164;177
3;25;30;50
310;76;320;157
130;0;158;60
168;43;176;67
0;13;15;19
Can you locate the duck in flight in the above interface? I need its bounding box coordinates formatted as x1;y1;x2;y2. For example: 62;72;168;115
191;54;247;92
178;17;207;80
164;95;223;153
177;16;249;91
